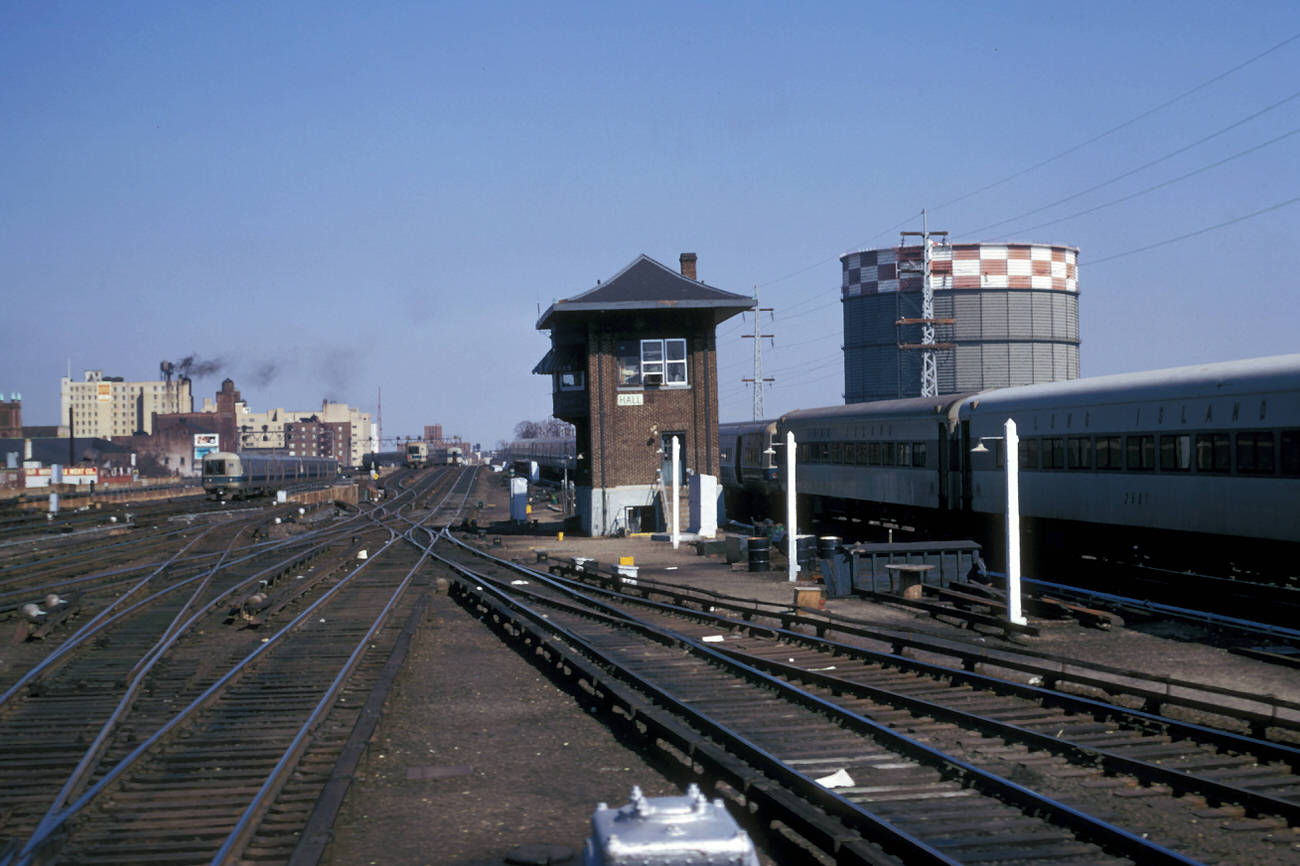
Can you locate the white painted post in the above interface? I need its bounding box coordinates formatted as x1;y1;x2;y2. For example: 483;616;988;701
1005;418;1027;626
786;431;798;582
671;436;680;550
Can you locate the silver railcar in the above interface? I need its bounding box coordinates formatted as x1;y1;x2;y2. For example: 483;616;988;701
202;451;339;498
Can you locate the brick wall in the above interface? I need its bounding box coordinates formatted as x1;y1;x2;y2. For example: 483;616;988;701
583;321;719;492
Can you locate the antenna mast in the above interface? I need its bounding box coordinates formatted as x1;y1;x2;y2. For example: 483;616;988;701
899;209;954;397
741;289;775;419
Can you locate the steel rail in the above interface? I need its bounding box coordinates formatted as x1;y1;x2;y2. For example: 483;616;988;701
37;523;256;820
721;647;1300;824
1011;571;1300;642
7;468;451;864
541;557;1300;736
211;467;467;863
0;514;366;706
530;554;1300;768
462;547;1300;820
15;531;406;864
210;545;432;864
439;535;1200;866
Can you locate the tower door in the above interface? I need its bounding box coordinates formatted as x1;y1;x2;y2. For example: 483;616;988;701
660;431;687;487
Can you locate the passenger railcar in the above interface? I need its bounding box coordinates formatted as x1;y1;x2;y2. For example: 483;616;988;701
721;355;1300;575
504;438;576;481
718;419;779;491
959;355;1300;570
404;441;428;468
202;452;339;498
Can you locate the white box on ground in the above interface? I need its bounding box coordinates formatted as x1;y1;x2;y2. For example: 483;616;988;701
509;476;529;522
688;474;717;538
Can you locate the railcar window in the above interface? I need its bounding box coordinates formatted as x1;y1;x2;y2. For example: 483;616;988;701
1159;434;1192;471
1126;435;1155;471
897;442;912;466
913;442;927;467
880;442;896;467
1195;433;1231;473
204;459;226;475
856;443;869;465
868;442;881;465
1095;435;1122;470
1018;438;1040;470
1235;431;1275;475
1281;430;1300;476
1066;437;1091;469
1041;438;1065;469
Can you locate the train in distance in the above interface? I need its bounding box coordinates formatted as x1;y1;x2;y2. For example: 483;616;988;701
719;354;1300;578
404;441;465;468
201;452;338;499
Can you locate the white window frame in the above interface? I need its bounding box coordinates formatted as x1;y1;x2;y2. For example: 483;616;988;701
639;338;688;387
555;370;585;392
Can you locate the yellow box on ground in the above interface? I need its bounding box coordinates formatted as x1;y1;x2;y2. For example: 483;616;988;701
619;555;634;566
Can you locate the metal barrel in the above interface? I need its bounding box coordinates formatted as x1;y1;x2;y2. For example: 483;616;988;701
817;535;841;559
747;536;770;572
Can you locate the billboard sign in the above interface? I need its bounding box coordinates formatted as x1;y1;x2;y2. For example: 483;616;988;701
63;466;99;486
97;383;112;402
194;433;220;462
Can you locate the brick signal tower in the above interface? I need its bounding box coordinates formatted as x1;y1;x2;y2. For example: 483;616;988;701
534;253;754;535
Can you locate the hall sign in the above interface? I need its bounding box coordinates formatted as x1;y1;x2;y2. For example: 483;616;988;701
616;393;644;407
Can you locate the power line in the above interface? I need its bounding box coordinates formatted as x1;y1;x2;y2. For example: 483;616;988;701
731;33;1299;307
1088;195;1300;265
964;89;1300;237
991;127;1300;238
930;31;1300;214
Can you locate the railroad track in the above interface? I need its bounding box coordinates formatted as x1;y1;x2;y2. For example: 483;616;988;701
0;465;475;864
438;535;1300;865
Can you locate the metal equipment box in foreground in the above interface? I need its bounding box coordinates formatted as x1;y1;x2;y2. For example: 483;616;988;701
848;540;983;594
583;784;759;866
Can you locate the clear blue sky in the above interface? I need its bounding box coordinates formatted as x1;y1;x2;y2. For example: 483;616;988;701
4;1;1297;449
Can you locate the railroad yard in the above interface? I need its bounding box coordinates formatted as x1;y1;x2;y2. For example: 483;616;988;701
0;464;1294;865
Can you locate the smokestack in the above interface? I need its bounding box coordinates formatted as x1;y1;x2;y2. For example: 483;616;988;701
679;252;697;281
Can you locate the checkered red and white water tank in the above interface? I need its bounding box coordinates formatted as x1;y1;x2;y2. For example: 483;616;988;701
841;242;1078;295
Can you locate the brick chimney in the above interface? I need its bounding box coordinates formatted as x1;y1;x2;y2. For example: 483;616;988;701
679;252;697;281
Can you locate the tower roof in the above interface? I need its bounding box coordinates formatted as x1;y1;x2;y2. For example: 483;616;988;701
537;254;753;329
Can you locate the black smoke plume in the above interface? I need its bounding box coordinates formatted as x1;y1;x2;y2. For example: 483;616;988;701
251;362;279;387
171;355;224;379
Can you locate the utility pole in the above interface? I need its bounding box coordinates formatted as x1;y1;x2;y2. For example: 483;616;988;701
376;387;382;453
741;289;775;419
899;210;954;398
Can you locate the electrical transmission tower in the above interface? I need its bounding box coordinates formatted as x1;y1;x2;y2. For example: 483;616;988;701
899;210;954;397
741;290;775;419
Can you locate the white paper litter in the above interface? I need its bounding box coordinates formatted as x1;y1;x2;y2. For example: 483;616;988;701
701;635;725;643
815;768;855;788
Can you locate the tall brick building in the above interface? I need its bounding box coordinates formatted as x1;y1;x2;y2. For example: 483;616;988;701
535;253;753;535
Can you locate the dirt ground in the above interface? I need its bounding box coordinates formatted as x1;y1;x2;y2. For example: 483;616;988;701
321;470;1297;865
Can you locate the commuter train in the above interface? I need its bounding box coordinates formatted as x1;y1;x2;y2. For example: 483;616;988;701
403;441;465;468
502;438;576;480
404;441;428;468
720;355;1300;576
202;452;339;498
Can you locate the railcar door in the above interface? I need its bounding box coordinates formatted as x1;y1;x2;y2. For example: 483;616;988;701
960;420;973;511
937;421;949;510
